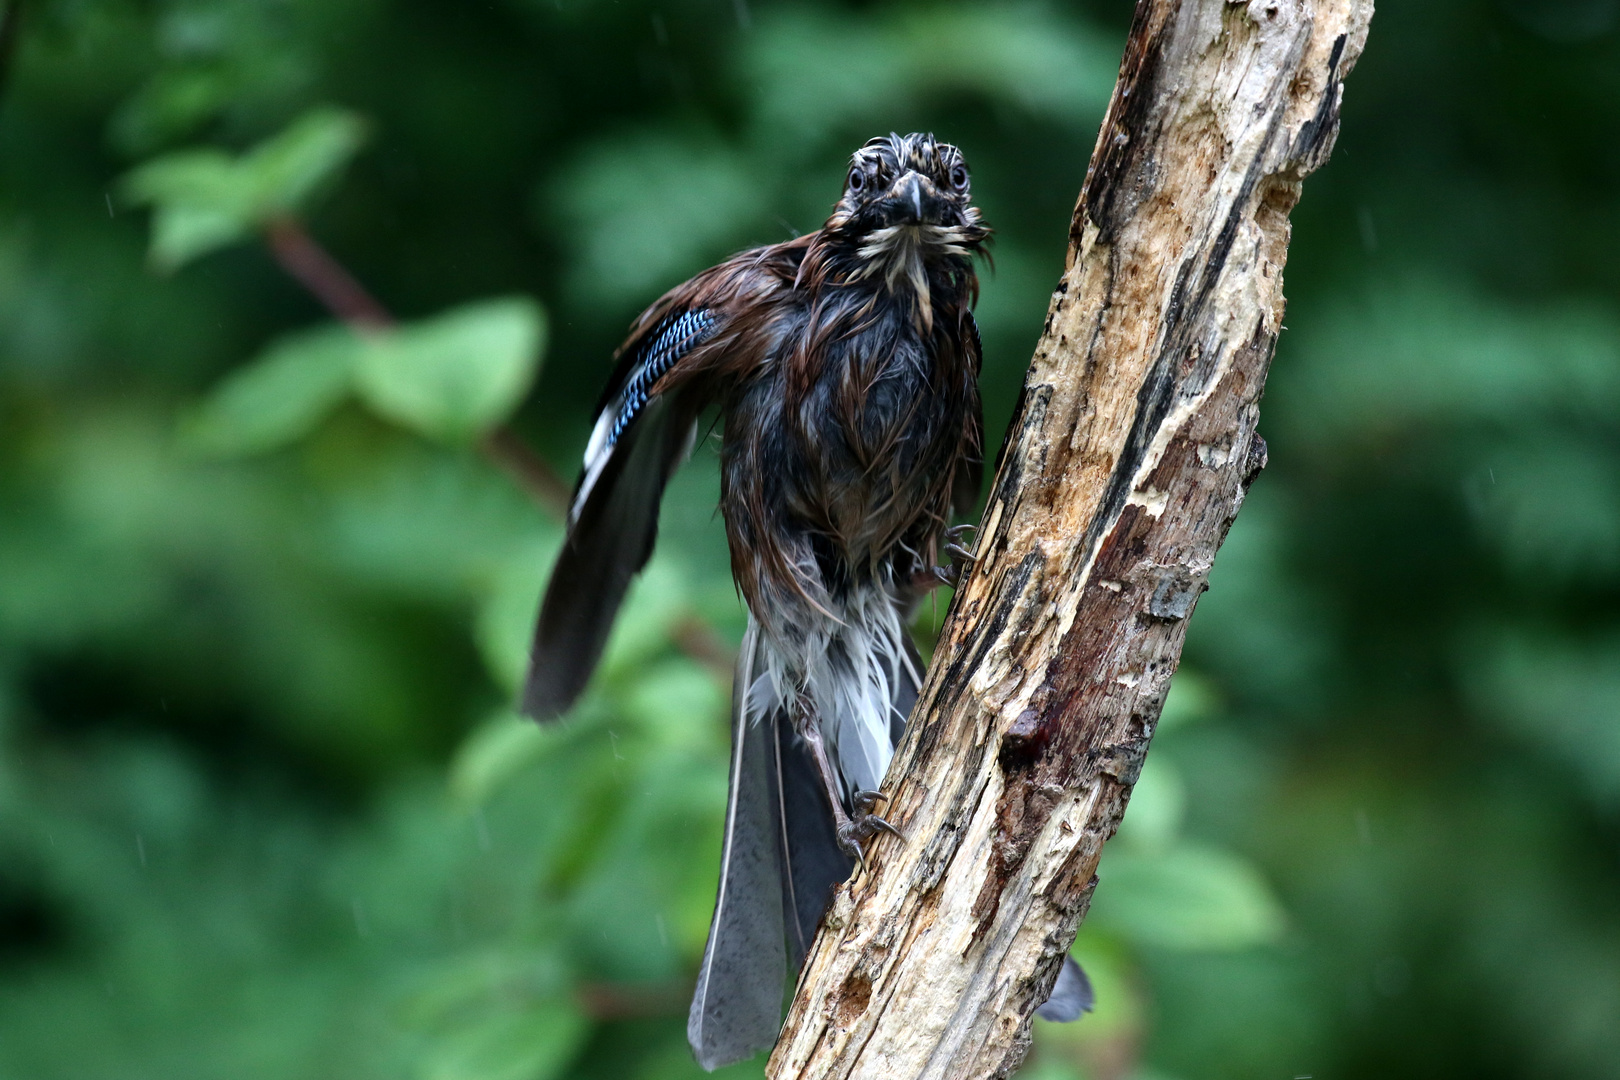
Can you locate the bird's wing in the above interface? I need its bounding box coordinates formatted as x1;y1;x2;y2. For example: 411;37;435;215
688;621;789;1071
520;305;719;720
572;308;719;525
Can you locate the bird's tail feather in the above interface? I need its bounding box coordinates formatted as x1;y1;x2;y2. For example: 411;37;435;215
687;622;788;1072
771;626;920;971
688;611;925;1070
770;715;852;973
1036;955;1095;1022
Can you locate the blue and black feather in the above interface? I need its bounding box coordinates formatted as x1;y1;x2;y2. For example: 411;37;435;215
525;307;719;720
607;310;717;450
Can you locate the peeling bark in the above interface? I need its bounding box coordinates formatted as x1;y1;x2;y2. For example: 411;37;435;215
766;1;1373;1077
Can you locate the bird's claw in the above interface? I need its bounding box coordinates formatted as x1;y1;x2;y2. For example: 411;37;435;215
852;789;889;812
932;524;977;589
837;791;904;863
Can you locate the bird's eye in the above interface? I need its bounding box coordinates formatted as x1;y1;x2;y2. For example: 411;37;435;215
949;164;970;192
847;167;865;194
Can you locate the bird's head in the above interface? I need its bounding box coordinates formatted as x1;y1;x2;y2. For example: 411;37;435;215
823;133;989;269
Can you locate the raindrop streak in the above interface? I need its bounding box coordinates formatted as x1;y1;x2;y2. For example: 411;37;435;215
1354;808;1372;847
104;192;114;218
351;898;371;939
135;833;146;867
732;0;751;29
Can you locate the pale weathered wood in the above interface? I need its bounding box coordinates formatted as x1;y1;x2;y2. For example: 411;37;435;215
767;1;1373;1077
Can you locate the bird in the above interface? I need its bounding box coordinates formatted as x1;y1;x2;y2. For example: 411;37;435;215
520;132;1091;1070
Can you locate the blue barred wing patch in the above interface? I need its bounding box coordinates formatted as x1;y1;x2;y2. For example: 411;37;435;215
607;309;717;449
574;308;718;521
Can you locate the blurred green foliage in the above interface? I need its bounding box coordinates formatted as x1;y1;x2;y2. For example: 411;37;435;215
121;106;367;270
2;1;1617;1079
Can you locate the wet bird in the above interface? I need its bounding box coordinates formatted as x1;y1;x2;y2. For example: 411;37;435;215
522;133;1090;1070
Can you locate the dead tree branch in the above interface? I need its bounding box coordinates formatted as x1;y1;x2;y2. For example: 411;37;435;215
768;1;1373;1077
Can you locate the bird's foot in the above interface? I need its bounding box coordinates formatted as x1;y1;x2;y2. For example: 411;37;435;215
932;524;978;589
836;790;904;865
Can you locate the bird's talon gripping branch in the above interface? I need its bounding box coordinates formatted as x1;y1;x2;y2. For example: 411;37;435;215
866;815;904;840
945;523;978;564
841;790;905;856
836;812;903;863
932;524;977;589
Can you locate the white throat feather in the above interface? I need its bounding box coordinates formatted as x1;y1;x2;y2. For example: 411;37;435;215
852;224;976;333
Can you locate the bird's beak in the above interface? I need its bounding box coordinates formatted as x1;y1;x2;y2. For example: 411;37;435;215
895;171;926;223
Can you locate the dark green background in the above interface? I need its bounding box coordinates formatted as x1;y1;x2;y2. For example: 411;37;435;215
3;1;1618;1078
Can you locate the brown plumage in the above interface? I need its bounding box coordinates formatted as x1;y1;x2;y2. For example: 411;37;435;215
521;133;1089;1070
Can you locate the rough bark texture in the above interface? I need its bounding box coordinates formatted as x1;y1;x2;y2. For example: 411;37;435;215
767;1;1373;1077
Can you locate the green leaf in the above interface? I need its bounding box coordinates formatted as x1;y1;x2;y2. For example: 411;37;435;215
596;556;692;681
1091;844;1286;951
1467;630;1620;809
180;324;360;455
1158;669;1220;731
449;711;551;805
242;107;369;216
354;297;547;443
553;134;765;309
745;5;1114;147
1113;757;1187;853
122;107;366;270
181;295;547;459
402;950;587;1080
475;545;557;693
620;660;726;750
110;67;241;156
419;1007;589;1080
122;148;258;270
